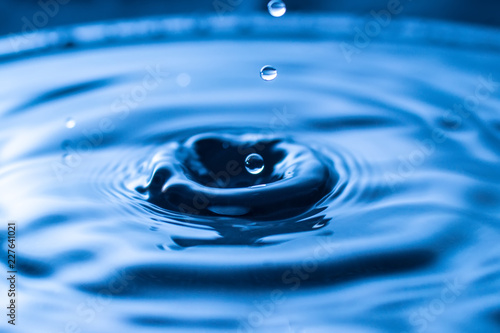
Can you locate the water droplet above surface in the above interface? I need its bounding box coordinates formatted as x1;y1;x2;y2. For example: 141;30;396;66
65;118;76;129
260;66;277;81
268;0;286;17
245;153;265;175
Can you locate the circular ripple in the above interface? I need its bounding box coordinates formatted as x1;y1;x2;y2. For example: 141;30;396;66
137;132;338;221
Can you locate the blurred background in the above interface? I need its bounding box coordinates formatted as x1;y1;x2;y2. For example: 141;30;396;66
1;0;500;37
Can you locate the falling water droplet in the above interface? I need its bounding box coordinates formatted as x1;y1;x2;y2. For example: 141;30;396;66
245;153;265;175
267;0;286;17
260;66;277;81
65;118;76;129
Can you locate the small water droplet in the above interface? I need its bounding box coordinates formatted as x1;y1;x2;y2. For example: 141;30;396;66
65;118;76;129
63;153;75;164
176;73;191;87
245;153;265;175
260;66;277;81
267;0;286;17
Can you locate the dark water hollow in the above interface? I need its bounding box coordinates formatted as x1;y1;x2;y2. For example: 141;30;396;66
0;14;499;333
139;132;337;220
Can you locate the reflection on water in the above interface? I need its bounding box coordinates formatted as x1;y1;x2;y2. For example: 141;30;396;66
0;14;499;333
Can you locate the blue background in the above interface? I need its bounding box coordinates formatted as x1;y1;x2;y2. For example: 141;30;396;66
1;0;500;36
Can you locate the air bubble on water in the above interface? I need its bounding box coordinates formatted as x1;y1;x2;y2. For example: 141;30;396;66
267;0;286;17
176;73;191;87
260;66;277;81
65;118;76;129
245;153;265;175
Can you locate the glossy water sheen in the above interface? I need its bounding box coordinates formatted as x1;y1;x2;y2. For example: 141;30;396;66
0;15;500;333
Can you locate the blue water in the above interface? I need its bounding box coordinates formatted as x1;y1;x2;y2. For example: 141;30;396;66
1;14;500;333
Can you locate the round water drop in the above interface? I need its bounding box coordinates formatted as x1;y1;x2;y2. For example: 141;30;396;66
63;153;76;165
245;153;265;175
65;118;76;129
176;73;191;87
260;66;277;81
267;0;286;17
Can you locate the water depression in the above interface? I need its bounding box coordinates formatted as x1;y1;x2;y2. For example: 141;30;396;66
0;14;499;333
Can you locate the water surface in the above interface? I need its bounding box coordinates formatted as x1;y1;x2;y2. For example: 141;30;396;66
1;14;500;333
